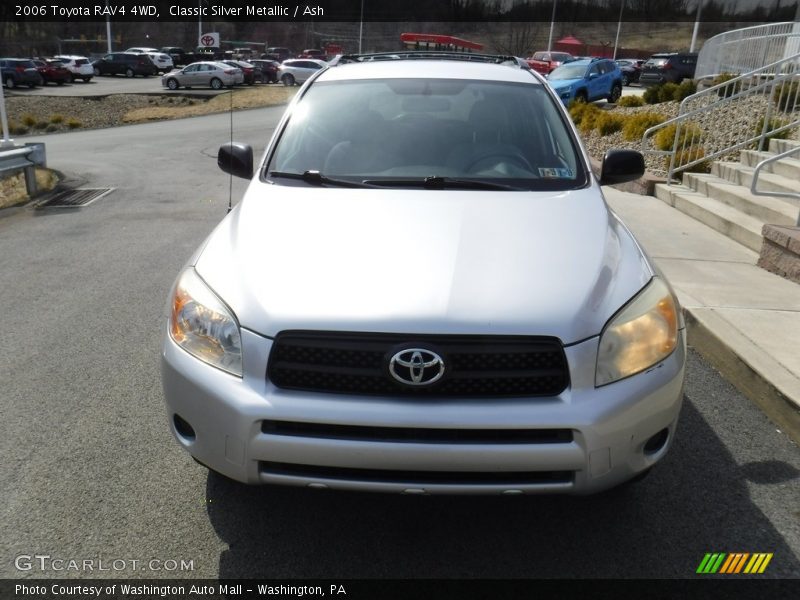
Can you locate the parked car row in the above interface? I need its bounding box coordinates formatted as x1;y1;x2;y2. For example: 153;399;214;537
2;55;96;88
526;50;698;87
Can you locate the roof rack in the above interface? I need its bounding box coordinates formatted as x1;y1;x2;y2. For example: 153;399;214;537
328;51;531;70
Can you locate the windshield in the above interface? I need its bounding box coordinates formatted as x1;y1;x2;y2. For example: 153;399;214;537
548;64;587;80
267;78;586;191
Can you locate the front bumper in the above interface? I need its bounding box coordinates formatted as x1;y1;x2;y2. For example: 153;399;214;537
161;326;686;495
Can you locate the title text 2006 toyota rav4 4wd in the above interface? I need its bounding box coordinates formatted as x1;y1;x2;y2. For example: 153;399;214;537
161;53;686;495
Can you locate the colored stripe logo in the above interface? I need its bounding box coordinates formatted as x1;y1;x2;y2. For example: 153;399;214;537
696;553;773;574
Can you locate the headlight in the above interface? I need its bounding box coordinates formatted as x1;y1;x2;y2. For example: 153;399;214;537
169;268;242;377
596;278;679;386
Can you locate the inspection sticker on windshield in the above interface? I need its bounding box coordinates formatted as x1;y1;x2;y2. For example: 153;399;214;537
539;167;573;178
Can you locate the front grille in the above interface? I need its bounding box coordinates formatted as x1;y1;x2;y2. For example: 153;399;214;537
261;420;573;444
260;462;573;486
267;331;569;397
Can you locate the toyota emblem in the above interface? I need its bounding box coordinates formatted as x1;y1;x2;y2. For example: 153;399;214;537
388;348;445;386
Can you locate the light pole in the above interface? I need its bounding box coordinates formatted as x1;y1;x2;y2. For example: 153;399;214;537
105;0;112;53
547;0;558;52
358;0;364;53
612;0;625;60
0;78;13;148
690;0;703;53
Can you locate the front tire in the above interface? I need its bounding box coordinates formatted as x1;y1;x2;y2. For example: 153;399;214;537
210;77;223;90
281;73;295;86
621;74;630;86
166;78;179;90
93;67;100;76
5;77;15;89
125;68;134;78
608;83;622;103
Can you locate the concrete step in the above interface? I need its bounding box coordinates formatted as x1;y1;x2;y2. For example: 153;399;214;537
654;182;765;251
769;138;800;154
683;172;799;226
739;149;800;181
711;161;800;201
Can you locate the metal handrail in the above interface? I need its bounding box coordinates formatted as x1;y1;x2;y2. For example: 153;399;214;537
696;22;800;80
750;145;800;226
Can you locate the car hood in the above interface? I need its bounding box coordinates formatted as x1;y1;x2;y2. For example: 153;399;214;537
193;184;653;343
549;78;584;90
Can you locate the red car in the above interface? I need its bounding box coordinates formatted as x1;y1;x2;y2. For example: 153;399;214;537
31;58;71;85
526;51;574;75
297;49;326;60
250;59;279;83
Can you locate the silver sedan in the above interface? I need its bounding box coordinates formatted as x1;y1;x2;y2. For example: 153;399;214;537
161;61;243;90
277;58;327;86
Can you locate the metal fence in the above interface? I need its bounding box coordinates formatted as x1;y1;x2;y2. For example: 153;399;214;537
695;22;800;80
641;53;800;181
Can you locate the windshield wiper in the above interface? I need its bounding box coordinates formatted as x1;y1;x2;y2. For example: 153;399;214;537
361;176;523;191
269;170;378;188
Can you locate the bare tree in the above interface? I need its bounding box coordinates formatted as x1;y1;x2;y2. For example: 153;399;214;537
489;21;539;57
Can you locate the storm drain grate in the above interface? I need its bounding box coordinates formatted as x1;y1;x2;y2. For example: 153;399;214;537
36;188;114;208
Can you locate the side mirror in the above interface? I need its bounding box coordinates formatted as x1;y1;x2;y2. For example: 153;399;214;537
588;72;599;79
599;149;645;186
217;142;253;179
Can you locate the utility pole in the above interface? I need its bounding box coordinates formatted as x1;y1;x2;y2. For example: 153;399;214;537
547;0;558;52
613;0;625;60
690;0;703;53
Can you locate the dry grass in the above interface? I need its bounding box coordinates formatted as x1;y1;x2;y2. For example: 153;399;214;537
122;86;298;123
0;168;59;209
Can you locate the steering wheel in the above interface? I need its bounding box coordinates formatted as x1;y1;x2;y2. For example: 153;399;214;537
466;152;535;174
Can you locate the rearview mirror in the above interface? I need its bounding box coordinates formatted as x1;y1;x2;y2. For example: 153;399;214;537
599;149;645;186
218;142;253;179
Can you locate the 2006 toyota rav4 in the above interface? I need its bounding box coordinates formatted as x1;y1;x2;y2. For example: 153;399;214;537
161;52;686;495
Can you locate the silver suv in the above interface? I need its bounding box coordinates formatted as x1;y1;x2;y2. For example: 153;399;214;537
161;53;686;495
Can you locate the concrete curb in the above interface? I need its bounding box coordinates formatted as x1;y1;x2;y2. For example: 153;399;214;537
684;308;800;443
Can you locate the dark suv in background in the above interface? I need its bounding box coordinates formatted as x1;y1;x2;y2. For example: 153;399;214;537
92;52;158;77
1;58;43;88
639;53;698;85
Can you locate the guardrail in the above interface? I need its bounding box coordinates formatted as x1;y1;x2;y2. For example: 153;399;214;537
0;144;47;198
751;145;800;226
696;22;800;80
641;53;800;181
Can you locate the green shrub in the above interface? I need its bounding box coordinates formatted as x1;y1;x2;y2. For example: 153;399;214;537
594;112;625;136
617;95;644;107
754;115;795;144
32;121;47;130
669;146;711;174
712;72;740;98
21;114;37;127
642;85;662;104
654;122;704;151
622;112;666;141
45;124;58;132
775;81;799;112
673;79;697;101
569;102;602;131
658;82;679;103
66;118;82;129
49;114;64;124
